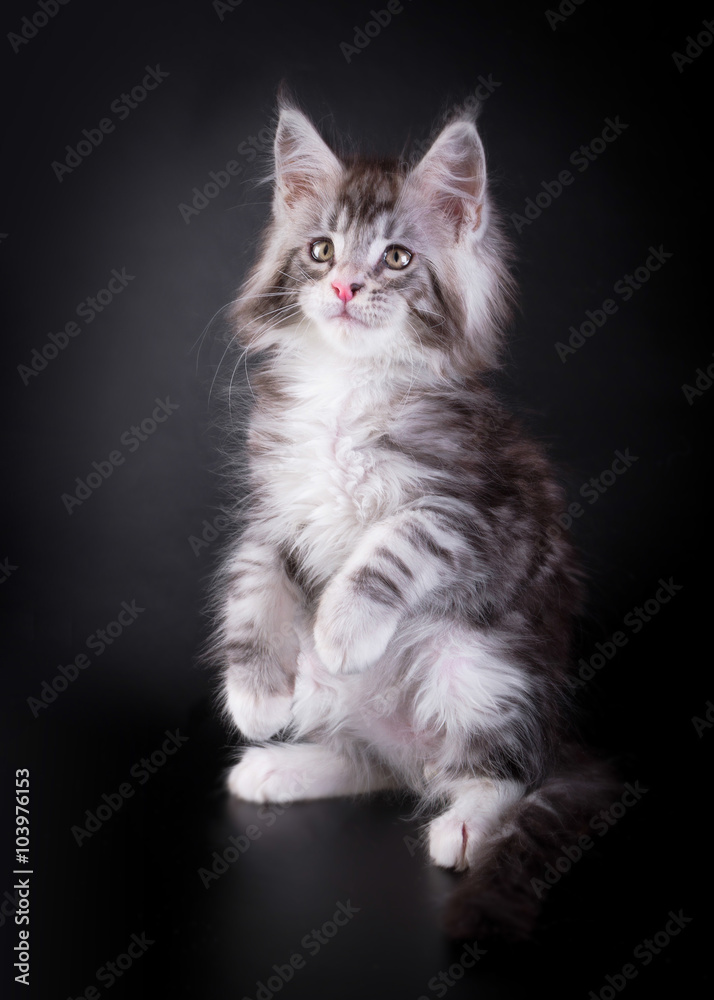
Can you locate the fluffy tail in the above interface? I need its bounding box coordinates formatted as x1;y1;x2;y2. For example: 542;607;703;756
444;751;618;941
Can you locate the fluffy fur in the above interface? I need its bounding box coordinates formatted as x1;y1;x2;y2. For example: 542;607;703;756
208;92;614;940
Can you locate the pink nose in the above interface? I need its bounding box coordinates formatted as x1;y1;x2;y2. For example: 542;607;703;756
331;281;362;302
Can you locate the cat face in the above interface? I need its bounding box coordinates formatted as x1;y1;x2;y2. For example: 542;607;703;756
236;98;514;374
291;166;428;359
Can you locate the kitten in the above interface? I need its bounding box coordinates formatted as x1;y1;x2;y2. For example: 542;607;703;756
209;92;614;940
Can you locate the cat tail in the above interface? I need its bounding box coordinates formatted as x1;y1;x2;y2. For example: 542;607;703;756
444;751;618;942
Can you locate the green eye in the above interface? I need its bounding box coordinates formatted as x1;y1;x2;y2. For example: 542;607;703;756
310;238;334;262
384;245;413;270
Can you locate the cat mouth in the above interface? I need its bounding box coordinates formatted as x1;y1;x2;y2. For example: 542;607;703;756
330;307;367;327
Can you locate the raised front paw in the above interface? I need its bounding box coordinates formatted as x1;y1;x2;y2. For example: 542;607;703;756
224;682;293;742
313;574;399;674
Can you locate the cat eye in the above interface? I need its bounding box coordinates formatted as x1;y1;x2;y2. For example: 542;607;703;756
310;238;334;262
384;245;413;270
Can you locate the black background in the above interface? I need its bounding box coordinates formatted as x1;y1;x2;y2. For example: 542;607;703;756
1;0;711;997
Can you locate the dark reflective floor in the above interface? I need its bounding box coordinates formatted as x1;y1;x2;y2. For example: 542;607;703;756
5;636;710;998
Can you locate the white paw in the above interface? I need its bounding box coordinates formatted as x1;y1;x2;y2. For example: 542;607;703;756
227;746;316;803
313;581;397;674
224;685;293;742
428;780;524;870
428;811;472;870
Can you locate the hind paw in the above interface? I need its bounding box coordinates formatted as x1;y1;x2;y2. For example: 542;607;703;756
428;811;474;871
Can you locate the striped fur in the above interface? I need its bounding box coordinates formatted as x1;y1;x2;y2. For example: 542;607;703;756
207;93;613;940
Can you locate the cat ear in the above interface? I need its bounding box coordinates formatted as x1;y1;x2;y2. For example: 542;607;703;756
410;119;487;235
273;100;342;208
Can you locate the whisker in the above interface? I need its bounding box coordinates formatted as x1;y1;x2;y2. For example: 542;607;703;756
244;348;255;402
291;262;316;283
237;290;296;301
399;322;423;416
227;345;251;420
253;302;303;322
412;304;447;329
190;300;234;374
208;331;242;410
223;305;303;414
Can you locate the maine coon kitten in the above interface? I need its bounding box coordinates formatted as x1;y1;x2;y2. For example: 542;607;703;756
210;93;614;940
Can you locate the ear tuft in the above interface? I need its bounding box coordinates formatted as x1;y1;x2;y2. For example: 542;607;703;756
276;79;298;115
274;99;342;208
410;119;487;235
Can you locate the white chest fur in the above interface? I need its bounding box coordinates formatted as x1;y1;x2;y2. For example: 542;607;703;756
253;358;416;580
